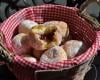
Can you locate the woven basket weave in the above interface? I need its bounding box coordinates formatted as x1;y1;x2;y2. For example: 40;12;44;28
0;4;100;80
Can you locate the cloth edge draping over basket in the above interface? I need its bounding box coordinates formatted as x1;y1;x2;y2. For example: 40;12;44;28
0;4;98;69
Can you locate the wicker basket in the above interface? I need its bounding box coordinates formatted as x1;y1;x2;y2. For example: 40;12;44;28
0;4;100;80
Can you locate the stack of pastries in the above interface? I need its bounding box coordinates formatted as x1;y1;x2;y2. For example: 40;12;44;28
12;20;85;63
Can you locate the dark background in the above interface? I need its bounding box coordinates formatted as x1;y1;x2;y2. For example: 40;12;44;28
0;0;100;80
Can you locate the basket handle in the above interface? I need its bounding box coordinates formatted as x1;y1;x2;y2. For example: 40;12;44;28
79;0;100;30
79;10;100;30
0;31;13;65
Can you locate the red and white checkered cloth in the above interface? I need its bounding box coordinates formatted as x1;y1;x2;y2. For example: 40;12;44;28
96;31;100;50
0;4;99;70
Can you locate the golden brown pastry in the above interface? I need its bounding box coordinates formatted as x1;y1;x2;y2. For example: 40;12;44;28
44;21;69;37
22;55;37;63
40;46;67;63
12;33;31;55
29;24;62;50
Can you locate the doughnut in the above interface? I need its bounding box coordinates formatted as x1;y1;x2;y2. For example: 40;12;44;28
62;40;83;58
29;24;63;50
18;20;38;34
12;33;31;55
40;46;67;63
44;21;69;37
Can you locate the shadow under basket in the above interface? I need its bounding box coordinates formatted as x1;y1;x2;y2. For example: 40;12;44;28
0;4;99;80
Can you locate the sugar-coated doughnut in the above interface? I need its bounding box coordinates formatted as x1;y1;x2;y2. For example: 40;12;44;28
40;46;67;63
18;20;38;34
62;40;83;58
29;24;63;50
12;33;31;55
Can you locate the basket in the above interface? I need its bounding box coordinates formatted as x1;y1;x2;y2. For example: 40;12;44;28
0;4;100;80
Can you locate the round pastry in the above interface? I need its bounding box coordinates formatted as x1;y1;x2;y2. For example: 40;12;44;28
44;21;69;37
12;33;31;55
62;40;83;58
40;46;67;63
29;32;48;50
18;20;38;34
29;24;63;50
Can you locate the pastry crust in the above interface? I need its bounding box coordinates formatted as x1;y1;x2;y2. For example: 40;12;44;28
18;20;38;34
29;20;69;50
40;46;67;63
23;56;37;63
12;33;31;55
62;40;83;58
44;21;69;37
33;49;45;60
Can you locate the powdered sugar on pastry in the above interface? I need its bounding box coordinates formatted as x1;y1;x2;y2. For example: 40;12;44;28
18;20;38;34
62;40;83;58
12;33;31;55
40;46;67;63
